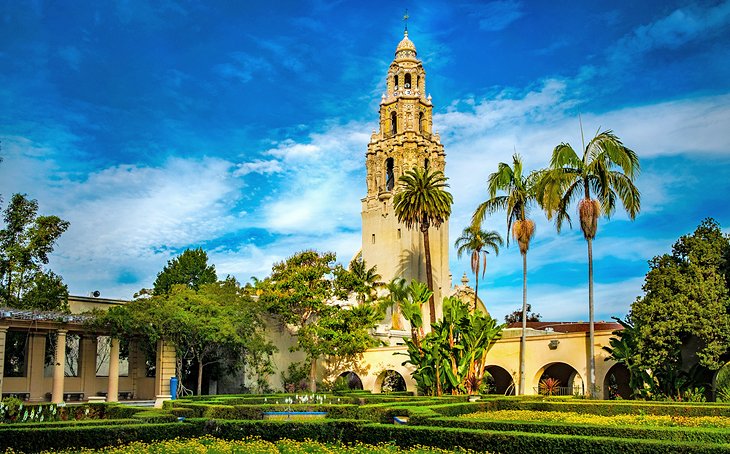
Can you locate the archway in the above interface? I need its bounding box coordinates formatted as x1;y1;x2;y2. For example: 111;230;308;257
374;370;407;393
338;371;363;390
485;365;514;395
604;364;632;400
536;362;584;396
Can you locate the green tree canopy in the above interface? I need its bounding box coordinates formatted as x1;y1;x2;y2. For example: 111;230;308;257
630;218;730;391
257;250;380;391
152;248;217;295
91;277;275;396
0;193;70;310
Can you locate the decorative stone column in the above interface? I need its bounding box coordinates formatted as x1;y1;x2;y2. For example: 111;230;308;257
106;337;120;402
0;326;7;396
51;330;67;403
153;339;176;408
80;335;98;399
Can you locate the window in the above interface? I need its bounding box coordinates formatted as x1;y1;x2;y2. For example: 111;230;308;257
404;73;411;88
419;112;424;132
44;332;81;377
371;234;376;244
424;158;429;170
386;158;395;191
3;331;27;377
95;336;130;377
390;111;398;135
397;228;402;239
393;75;398;90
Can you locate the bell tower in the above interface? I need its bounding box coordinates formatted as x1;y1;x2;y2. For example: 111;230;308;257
361;31;450;325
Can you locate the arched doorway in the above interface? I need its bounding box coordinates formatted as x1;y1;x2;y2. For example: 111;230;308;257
604;364;632;399
536;362;584;396
485;365;514;395
375;370;407;393
338;371;363;390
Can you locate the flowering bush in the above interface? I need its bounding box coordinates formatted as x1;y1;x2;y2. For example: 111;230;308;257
460;409;730;428
37;435;480;453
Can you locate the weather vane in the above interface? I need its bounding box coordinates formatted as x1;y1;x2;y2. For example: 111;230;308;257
403;9;409;33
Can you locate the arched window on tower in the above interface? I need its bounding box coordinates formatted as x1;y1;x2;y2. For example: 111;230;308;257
418;112;424;133
404;73;411;89
390;111;398;135
416;75;420;91
386;158;395;191
424;158;429;171
393;75;398;90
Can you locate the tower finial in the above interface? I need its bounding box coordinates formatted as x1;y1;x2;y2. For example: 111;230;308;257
403;9;409;35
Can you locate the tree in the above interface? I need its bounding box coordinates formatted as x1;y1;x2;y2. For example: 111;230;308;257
334;255;382;304
91;277;275;396
504;303;541;324
0;194;69;310
602;316;651;399
539;126;640;395
380;277;408;330
399;287;504;396
152;248;217;295
629;219;730;397
258;250;379;392
455;225;503;311
393;167;453;324
472;153;539;395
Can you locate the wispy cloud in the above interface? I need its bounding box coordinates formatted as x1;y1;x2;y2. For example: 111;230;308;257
608;1;730;64
465;0;524;32
214;52;274;83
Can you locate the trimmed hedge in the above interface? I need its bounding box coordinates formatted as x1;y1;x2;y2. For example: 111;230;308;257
430;417;730;444
351;423;730;454
192;419;730;454
0;422;199;453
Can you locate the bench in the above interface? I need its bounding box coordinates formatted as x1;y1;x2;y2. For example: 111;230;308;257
44;392;84;401
2;392;30;400
96;391;133;400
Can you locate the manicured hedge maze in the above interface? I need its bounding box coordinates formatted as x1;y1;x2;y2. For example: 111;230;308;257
2;392;730;453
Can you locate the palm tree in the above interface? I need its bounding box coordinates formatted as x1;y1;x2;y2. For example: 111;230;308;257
472;153;539;395
348;257;383;304
393;167;453;325
381;277;408;330
539;125;640;397
454;225;503;312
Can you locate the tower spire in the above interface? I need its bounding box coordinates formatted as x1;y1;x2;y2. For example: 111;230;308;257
403;9;409;34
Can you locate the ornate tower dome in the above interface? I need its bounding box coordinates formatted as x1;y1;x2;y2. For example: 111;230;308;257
395;31;417;61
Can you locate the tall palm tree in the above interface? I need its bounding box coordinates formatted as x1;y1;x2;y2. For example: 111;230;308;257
472;153;538;395
393;167;453;325
454;225;503;312
539;125;640;397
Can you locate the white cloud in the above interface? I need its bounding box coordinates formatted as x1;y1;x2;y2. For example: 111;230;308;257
233;159;283;176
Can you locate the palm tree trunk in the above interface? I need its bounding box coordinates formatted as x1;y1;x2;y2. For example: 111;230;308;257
587;237;596;398
474;268;480;312
519;252;527;395
422;228;436;325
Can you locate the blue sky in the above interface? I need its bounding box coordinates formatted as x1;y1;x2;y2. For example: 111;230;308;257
1;0;729;322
